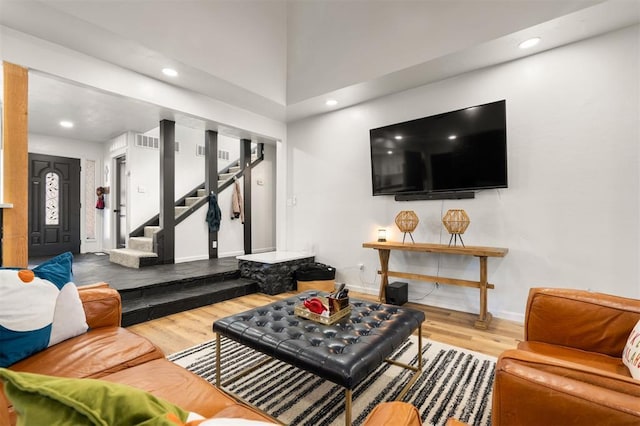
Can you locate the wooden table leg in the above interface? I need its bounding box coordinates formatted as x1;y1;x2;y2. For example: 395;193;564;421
377;249;390;302
474;256;493;329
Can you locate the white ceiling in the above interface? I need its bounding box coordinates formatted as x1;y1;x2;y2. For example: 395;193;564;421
0;0;638;142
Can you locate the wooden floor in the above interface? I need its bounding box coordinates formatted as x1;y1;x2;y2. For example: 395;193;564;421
128;291;524;358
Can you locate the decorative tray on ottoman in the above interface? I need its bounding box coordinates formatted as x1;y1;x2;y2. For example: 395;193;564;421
295;296;351;325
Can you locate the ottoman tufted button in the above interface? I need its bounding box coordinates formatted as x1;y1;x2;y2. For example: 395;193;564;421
287;320;299;326
304;324;319;332
323;330;337;338
309;337;324;347
343;336;360;344
328;343;346;354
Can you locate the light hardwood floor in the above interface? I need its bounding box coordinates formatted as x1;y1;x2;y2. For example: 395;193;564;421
128;291;524;358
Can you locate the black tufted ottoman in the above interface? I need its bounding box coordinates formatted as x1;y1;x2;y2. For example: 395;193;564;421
213;291;425;425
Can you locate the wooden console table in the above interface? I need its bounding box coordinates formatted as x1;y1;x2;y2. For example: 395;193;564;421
362;241;508;329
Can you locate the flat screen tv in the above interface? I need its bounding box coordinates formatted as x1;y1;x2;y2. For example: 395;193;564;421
369;100;507;197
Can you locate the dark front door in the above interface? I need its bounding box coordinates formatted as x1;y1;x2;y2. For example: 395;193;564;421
28;153;81;256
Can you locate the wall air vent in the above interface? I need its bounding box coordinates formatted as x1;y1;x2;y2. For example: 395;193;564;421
218;149;230;160
196;145;206;157
135;134;159;150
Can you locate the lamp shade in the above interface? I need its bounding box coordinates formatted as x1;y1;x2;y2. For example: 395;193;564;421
377;228;387;242
395;211;419;233
442;209;470;235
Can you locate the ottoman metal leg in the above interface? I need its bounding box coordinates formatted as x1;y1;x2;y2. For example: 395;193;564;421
385;326;423;400
216;333;222;387
345;388;352;426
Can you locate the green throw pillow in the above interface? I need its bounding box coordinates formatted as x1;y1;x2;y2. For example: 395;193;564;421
0;368;189;425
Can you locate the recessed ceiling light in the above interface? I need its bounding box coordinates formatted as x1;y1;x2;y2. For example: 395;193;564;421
387;150;393;155
325;99;338;106
448;135;457;140
518;37;541;49
162;68;178;77
59;120;74;128
394;135;403;140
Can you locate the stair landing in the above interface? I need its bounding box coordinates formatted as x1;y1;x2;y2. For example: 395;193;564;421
33;254;260;327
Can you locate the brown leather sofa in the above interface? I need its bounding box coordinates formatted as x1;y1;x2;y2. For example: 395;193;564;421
493;288;640;425
1;283;422;425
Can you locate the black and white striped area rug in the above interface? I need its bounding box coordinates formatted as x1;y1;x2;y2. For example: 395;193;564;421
168;336;495;426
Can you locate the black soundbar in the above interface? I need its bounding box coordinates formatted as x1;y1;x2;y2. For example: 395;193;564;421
394;191;475;201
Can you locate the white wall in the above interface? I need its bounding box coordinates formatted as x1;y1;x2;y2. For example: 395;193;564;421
218;176;246;258
252;143;277;253
29;133;104;253
129;125;208;230
175;205;208;263
286;26;640;322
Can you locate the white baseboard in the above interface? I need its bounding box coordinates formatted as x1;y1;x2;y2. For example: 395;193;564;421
219;250;245;258
175;254;209;264
252;246;277;254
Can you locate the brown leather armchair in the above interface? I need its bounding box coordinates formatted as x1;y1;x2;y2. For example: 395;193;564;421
493;288;640;425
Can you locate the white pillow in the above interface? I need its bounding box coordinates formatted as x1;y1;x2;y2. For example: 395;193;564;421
186;413;276;425
622;319;640;380
49;282;88;346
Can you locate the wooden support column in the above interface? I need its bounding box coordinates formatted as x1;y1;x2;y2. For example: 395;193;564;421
240;139;252;255
2;62;29;267
159;120;175;264
205;130;219;259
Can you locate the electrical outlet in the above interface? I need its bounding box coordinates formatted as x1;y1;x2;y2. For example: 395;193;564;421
358;263;364;271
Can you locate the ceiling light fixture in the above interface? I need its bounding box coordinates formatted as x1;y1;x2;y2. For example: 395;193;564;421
448;135;457;140
518;37;541;49
325;99;338;106
59;120;74;128
162;68;178;77
394;135;403;140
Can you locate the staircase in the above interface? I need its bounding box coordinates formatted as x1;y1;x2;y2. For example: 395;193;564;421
108;190;208;268
109;226;161;268
108;148;259;269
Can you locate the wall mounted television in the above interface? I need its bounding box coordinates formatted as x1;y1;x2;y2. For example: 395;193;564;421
369;100;507;200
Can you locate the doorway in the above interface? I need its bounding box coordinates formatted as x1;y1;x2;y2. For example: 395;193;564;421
28;153;81;256
114;156;127;249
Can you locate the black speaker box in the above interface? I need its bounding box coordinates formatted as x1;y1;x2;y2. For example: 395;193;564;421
385;281;408;305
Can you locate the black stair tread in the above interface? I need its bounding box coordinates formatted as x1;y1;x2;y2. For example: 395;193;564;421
121;278;257;312
120;278;259;327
